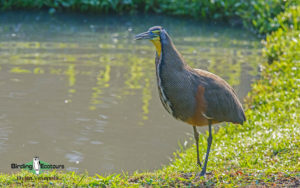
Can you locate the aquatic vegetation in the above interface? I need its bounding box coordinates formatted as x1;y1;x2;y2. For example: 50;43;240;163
0;0;298;34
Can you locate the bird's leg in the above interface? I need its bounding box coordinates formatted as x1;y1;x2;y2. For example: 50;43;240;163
193;126;202;167
200;120;212;176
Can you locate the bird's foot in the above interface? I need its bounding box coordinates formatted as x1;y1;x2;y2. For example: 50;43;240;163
199;171;206;177
195;172;206;177
197;161;202;168
198;167;207;177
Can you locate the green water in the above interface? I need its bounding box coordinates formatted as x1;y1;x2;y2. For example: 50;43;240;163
0;11;261;175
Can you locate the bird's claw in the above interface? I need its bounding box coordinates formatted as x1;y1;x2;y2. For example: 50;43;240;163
197;162;202;168
199;171;206;177
195;172;205;178
196;169;211;177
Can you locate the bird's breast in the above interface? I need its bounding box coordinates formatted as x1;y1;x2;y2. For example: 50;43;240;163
155;57;173;115
156;65;197;121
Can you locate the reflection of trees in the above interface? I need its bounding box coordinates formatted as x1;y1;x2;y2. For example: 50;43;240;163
125;57;149;89
123;56;154;121
0;33;261;122
33;67;45;74
142;78;151;120
89;64;111;111
10;67;31;73
65;64;76;94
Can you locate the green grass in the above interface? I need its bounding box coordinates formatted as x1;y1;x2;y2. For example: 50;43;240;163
0;1;300;187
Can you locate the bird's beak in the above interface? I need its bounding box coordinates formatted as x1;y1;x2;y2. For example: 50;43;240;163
134;31;155;40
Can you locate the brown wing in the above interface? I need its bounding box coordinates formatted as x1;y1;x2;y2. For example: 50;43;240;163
192;69;246;124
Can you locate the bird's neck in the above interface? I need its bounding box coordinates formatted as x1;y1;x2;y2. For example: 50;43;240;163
161;38;186;70
152;31;188;71
151;40;162;57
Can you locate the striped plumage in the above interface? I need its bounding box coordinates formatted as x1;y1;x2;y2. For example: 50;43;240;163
135;26;246;176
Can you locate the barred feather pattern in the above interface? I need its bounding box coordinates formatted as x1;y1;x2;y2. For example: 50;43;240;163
156;54;174;116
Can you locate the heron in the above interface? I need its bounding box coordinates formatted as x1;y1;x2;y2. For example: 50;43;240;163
135;26;246;176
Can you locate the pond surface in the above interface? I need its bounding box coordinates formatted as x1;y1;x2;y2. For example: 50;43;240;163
0;11;261;175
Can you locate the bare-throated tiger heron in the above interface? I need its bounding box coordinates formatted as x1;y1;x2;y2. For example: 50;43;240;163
135;26;246;176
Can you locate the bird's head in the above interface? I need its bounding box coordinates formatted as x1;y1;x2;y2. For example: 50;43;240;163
135;26;166;57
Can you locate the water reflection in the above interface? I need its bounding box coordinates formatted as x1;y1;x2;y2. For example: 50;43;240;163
0;11;261;175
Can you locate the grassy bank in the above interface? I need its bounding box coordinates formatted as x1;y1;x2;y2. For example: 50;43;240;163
1;1;300;187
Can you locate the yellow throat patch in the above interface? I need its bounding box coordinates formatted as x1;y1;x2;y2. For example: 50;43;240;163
150;37;161;57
